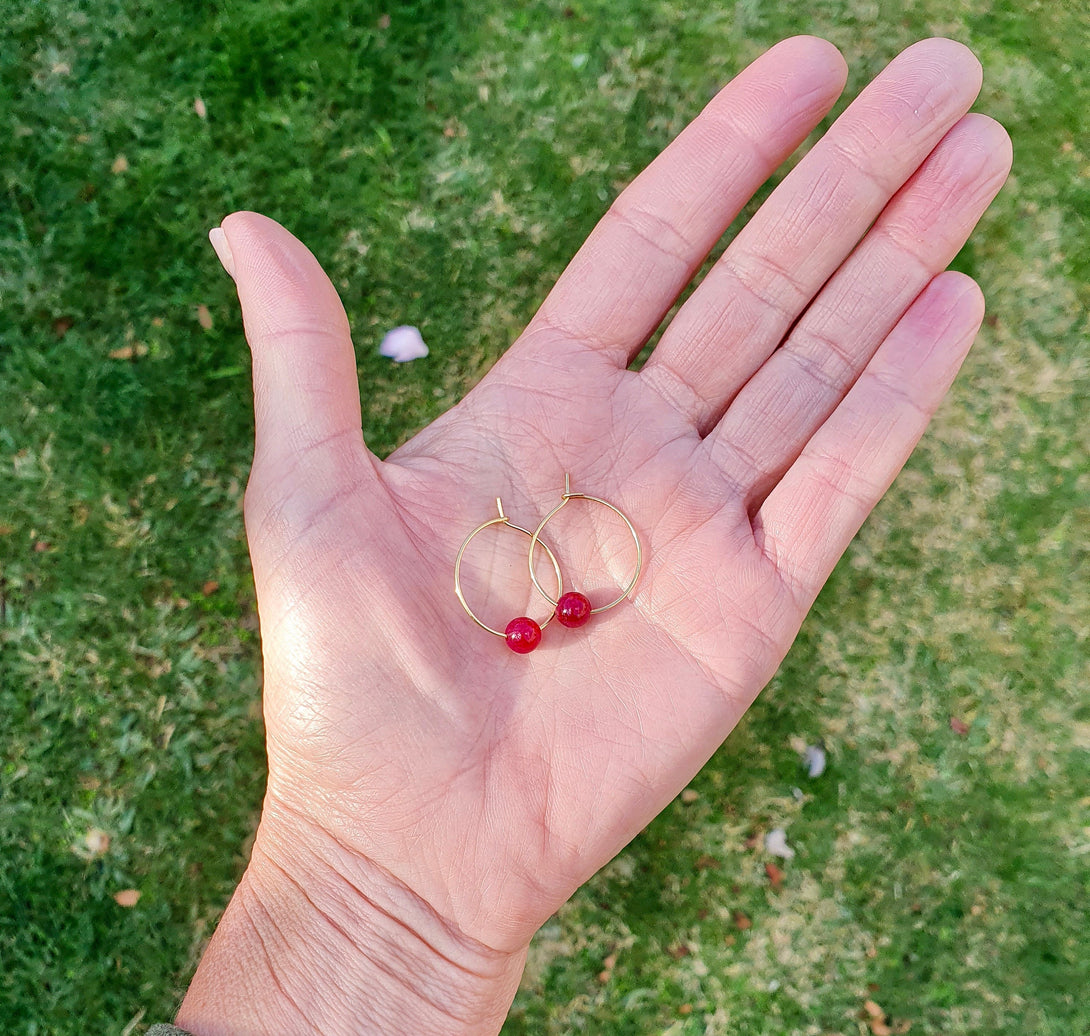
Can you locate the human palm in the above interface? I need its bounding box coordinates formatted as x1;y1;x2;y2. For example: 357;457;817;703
183;35;1010;1035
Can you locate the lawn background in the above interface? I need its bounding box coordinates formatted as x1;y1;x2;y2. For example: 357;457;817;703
1;1;1087;1033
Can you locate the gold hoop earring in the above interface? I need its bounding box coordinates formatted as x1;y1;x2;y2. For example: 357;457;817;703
528;474;642;628
455;498;563;653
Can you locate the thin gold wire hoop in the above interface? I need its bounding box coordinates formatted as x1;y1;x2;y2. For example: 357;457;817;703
528;474;643;613
454;498;564;637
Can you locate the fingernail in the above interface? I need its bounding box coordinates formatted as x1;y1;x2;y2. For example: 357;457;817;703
208;226;235;279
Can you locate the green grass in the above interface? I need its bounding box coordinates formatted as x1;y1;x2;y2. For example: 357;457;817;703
2;0;1087;1032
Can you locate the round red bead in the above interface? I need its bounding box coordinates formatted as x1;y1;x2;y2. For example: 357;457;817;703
555;591;592;628
504;616;542;653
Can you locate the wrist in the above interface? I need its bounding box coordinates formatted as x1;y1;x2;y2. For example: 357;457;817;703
176;807;526;1036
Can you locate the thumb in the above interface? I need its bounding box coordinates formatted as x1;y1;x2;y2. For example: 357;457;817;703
210;211;375;522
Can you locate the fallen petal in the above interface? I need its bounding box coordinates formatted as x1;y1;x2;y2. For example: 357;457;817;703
109;342;148;360
765;828;795;860
764;861;784;890
379;325;428;362
950;716;970;736
804;743;827;778
74;827;110;860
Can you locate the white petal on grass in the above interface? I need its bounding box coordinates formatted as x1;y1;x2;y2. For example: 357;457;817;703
765;828;795;860
379;325;428;362
804;743;827;778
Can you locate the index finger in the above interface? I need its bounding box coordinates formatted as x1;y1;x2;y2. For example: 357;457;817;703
520;36;848;365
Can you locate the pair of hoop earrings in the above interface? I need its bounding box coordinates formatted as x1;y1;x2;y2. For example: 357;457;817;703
454;475;643;654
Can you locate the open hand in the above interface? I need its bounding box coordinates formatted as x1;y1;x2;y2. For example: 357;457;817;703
179;36;1011;1036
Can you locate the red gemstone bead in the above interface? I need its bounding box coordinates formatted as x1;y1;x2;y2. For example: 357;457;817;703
555;591;592;628
504;616;542;653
